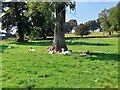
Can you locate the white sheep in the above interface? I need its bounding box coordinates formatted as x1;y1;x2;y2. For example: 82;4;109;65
49;50;54;54
29;47;36;52
61;48;72;55
7;46;14;49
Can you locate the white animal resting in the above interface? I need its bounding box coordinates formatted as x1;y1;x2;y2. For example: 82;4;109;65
48;48;72;54
47;47;54;54
61;48;72;55
29;47;36;52
62;50;72;55
7;46;14;49
49;50;54;54
81;53;87;56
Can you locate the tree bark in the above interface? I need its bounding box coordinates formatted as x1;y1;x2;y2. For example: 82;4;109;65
17;23;25;42
52;3;68;52
14;3;25;42
108;31;111;35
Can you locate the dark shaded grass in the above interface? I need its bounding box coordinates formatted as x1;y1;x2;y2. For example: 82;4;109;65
66;41;112;46
9;41;52;46
84;52;119;61
9;40;112;47
0;45;9;53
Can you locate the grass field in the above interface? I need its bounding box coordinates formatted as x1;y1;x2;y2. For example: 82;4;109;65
65;32;118;37
1;37;119;88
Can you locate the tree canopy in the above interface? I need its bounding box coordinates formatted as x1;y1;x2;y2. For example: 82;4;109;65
85;20;99;32
108;2;120;32
27;2;54;39
98;2;120;35
2;2;31;41
75;23;90;37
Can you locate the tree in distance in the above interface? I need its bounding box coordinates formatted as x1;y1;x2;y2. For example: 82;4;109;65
75;23;90;37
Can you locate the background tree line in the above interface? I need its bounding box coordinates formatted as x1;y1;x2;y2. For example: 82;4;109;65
74;2;120;37
2;2;54;41
2;1;76;52
2;1;120;40
99;2;120;36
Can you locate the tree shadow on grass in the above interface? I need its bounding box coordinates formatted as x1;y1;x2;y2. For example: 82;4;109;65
66;41;112;46
9;40;112;47
10;41;52;46
84;52;120;61
0;45;9;53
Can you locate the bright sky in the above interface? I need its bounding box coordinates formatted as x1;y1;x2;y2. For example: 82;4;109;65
66;1;119;24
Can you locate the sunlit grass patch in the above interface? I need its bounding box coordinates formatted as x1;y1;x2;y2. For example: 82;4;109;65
1;38;118;88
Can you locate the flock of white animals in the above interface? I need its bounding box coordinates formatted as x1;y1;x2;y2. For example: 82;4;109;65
7;46;89;56
48;48;72;55
48;48;90;56
7;40;90;56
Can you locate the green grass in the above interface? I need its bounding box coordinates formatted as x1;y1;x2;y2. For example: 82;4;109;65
88;32;105;36
1;38;119;88
65;32;118;37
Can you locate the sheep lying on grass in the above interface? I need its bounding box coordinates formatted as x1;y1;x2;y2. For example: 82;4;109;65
47;47;90;56
29;47;36;52
7;46;14;49
49;50;55;54
47;48;72;55
61;48;72;55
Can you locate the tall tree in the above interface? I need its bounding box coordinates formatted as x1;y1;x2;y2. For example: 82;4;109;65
2;2;31;42
99;9;110;35
118;2;120;36
108;2;120;33
52;3;67;52
98;2;120;36
51;1;76;52
117;2;120;32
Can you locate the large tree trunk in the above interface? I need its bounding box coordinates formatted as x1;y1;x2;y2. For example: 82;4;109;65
108;31;111;35
52;3;68;52
14;3;25;42
17;23;25;42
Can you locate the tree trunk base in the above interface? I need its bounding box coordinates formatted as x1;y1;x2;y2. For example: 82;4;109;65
51;45;68;53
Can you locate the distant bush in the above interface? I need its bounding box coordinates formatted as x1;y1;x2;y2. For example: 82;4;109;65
75;24;90;37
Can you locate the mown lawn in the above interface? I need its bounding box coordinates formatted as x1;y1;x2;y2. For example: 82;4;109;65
1;38;119;88
65;32;118;37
